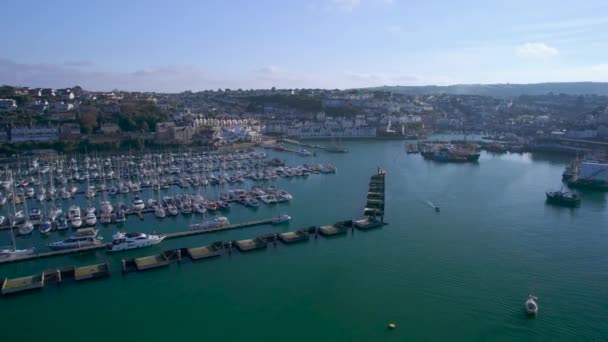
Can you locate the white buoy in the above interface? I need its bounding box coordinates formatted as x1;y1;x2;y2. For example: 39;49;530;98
525;295;538;315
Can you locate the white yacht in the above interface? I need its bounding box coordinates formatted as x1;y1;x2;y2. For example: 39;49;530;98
154;206;166;218
84;211;97;226
190;217;229;230
18;221;34;235
100;212;112;224
71;214;82;228
132;195;145;211
107;232;165;252
28;208;43;225
68;205;81;220
48;228;100;250
259;194;278;204
0;247;35;259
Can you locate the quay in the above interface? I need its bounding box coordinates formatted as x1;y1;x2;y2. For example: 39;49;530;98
2;220;380;296
2;262;110;295
0;217;280;265
279;138;326;150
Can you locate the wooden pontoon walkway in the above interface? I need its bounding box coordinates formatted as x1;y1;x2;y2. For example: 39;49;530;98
0;217;278;265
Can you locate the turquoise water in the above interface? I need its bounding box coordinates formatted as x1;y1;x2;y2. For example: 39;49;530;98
1;140;608;341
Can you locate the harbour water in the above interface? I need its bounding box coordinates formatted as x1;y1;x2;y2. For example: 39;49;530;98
2;139;608;341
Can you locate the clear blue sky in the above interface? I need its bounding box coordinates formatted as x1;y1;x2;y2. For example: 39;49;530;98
1;0;607;91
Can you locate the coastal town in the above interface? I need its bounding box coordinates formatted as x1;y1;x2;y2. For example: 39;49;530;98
1;85;608;155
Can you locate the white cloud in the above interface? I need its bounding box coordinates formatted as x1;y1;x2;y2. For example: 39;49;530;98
386;25;402;33
515;42;559;58
329;0;361;12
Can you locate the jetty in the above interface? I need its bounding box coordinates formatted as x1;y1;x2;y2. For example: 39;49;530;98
1;170;389;297
363;169;386;224
1;262;110;295
0;217;280;265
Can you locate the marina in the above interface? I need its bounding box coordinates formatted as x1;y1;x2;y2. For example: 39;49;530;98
1;140;607;340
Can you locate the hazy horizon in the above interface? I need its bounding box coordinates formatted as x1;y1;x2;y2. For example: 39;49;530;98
2;0;607;92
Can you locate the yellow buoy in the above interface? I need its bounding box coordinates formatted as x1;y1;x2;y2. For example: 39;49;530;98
388;323;396;329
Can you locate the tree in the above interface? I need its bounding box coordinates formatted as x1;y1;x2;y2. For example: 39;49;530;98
79;106;99;133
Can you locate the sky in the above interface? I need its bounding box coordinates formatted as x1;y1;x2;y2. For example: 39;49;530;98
1;0;607;92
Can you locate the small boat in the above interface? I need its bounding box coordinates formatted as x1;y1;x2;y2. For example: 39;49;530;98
181;203;192;215
190;217;230;230
546;190;580;207
28;208;43;225
107;232;165;252
84;211;97;226
39;220;52;234
193;202;206;214
272;214;291;225
56;215;69;230
525;295;538;315
48;228;101;250
167;205;179;216
68;205;81;220
132;195;145;211
154;206;166;218
71;215;83;228
100;212;112;224
114;207;126;223
18;221;34;235
0;247;35;259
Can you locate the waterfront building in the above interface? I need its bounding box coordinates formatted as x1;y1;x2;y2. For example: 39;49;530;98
0;99;17;112
11;126;59;142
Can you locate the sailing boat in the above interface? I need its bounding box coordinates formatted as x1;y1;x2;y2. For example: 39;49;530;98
1;221;35;259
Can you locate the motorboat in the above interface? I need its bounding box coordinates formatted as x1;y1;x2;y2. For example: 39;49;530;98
18;221;34;235
100;211;112;224
260;194;278;204
48;228;100;250
193;202;206;214
39;220;52;233
68;205;81;220
167;205;179;216
56;214;69;230
154;206;166;218
114;207;126;223
272;214;292;225
132;195;145;211
525;296;538;315
28;208;43;225
181;202;192;215
49;206;63;221
107;232;165;252
190;217;229;230
71;214;83;228
0;247;35;259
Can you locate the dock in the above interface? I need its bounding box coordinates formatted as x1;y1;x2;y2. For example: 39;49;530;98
74;263;110;281
2;274;45;295
187;242;223;260
133;254;170;271
233;235;269;252
364;169;385;221
0;217;280;265
318;220;353;236
278;228;310;243
1;170;390;297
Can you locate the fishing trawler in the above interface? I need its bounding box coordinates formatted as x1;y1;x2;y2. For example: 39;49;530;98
546;190;581;207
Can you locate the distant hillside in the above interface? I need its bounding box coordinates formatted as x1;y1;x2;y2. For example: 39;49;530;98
370;82;608;98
